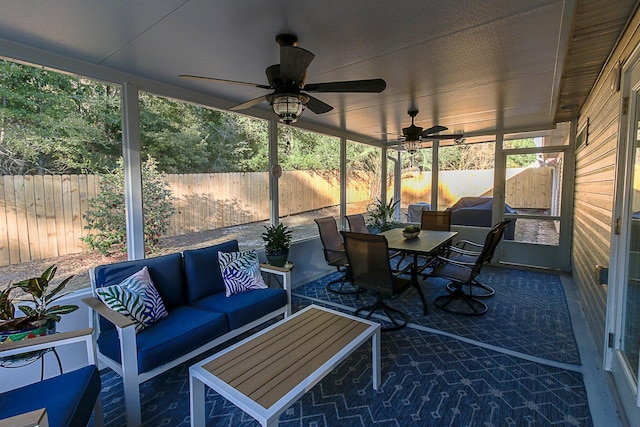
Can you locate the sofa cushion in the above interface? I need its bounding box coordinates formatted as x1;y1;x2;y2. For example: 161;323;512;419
218;250;267;297
192;288;287;330
183;240;239;304
97;305;229;374
0;365;100;427
95;266;168;332
92;252;185;309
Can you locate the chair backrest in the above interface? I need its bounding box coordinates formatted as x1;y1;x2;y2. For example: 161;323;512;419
472;220;511;275
341;231;400;296
314;216;346;265
421;210;451;231
345;214;369;233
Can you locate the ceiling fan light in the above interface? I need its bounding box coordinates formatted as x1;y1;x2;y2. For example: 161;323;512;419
271;95;305;124
404;139;422;154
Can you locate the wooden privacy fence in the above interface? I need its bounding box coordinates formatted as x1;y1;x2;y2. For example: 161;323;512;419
0;168;552;266
0;170;372;266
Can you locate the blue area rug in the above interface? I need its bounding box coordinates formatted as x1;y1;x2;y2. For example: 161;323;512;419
93;268;591;426
294;266;580;365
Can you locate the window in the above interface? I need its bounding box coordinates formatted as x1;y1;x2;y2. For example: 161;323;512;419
0;59;122;292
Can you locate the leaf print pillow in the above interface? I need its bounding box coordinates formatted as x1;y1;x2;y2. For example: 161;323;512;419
95;266;168;332
218;250;268;297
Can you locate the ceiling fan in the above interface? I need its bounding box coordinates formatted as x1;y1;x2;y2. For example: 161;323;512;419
180;33;386;124
385;109;464;154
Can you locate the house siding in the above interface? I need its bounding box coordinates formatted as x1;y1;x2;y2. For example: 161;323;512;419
572;8;640;358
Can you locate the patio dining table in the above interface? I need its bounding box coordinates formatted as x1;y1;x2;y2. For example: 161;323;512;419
379;228;457;314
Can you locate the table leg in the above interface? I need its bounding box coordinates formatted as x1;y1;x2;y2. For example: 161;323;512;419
411;254;429;315
372;328;381;390
190;373;206;427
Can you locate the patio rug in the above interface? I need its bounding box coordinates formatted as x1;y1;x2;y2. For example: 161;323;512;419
293;265;581;365
94;298;592;427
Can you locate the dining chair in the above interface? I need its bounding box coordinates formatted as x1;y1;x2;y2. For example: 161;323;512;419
314;217;359;294
0;328;103;427
414;210;453;272
428;220;510;315
341;231;413;330
420;210;452;231
345;214;369;233
444;219;511;297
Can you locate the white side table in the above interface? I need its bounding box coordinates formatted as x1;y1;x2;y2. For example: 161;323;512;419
259;263;292;317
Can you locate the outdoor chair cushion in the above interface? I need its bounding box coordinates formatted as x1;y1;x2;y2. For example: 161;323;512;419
97;305;228;374
183;240;240;303
93;252;186;310
0;365;100;427
191;288;287;330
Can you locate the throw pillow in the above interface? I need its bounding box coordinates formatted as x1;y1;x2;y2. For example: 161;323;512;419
96;266;168;332
218;250;267;297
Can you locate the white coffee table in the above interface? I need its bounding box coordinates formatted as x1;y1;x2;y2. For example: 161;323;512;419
189;304;381;427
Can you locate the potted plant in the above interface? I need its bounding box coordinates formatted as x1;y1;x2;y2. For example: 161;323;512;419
366;197;400;232
261;223;292;267
402;224;421;239
0;265;79;344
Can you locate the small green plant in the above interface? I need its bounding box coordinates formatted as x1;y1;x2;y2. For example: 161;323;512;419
366;197;400;232
403;224;420;233
261;223;292;251
82;156;175;256
0;265;78;333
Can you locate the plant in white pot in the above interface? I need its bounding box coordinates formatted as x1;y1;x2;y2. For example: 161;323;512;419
261;223;292;267
0;265;79;344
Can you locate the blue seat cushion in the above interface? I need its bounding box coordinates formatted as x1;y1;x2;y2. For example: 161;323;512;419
97;306;229;374
192;288;287;330
0;365;100;427
183;240;239;303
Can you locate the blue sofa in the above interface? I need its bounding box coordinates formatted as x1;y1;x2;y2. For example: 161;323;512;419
83;240;290;427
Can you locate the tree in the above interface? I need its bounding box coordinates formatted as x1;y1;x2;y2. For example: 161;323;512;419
81;156;175;256
0;60;122;174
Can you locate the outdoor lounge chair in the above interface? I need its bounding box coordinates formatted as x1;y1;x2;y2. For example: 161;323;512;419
0;328;103;427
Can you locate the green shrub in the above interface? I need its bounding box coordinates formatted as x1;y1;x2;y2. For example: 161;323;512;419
82;156;175;256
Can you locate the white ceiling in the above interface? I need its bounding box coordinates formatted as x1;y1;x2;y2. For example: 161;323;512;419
0;0;628;144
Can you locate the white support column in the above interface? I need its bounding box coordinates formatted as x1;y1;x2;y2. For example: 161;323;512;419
431;141;439;209
121;83;144;260
339;137;347;229
268;119;279;225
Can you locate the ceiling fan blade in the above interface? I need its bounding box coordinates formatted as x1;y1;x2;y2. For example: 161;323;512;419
280;46;314;84
423;134;464;140
304;79;386;93
229;95;267;111
421;125;448;136
179;75;271;90
305;95;333;114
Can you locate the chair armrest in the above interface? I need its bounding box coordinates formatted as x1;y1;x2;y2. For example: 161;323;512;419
456;240;483;250
436;255;474;269
0;328;94;358
0;408;47;427
82;297;136;329
448;245;481;257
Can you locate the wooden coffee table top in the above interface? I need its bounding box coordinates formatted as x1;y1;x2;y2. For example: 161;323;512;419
201;306;373;409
